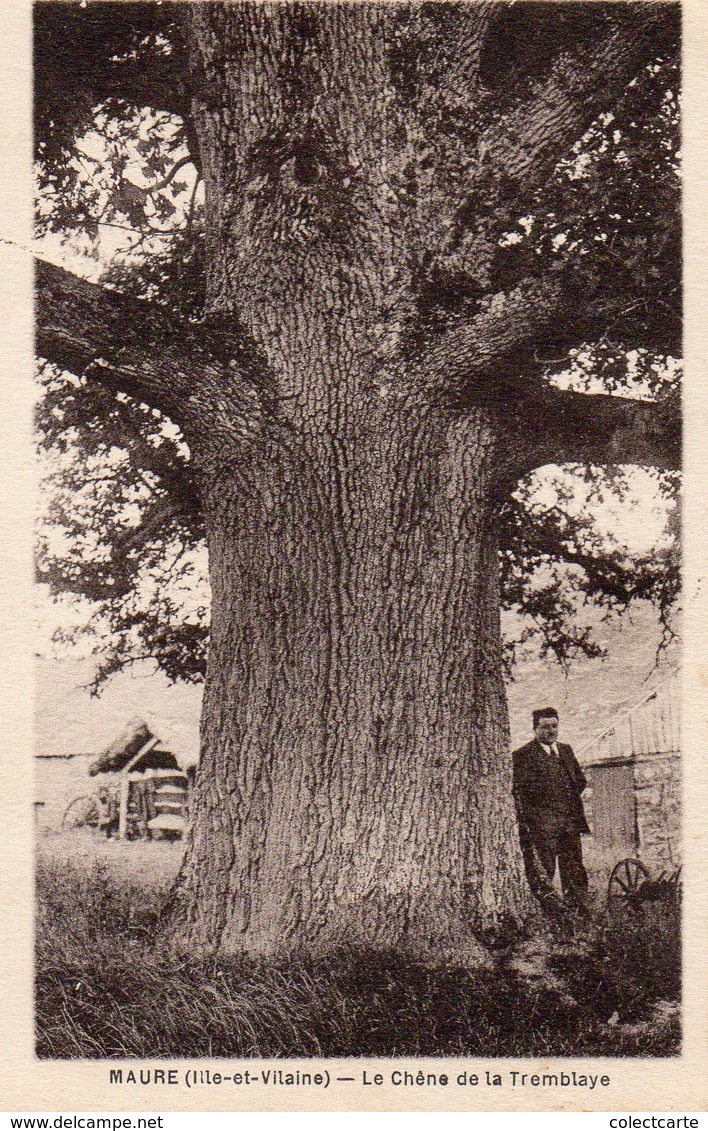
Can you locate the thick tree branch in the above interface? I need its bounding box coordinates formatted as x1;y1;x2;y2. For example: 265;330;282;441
432;2;497;106
419;274;566;395
36;260;270;443
477;7;675;196
419;268;680;478
511;384;681;475
439;4;678;264
420;262;680;408
418;265;679;475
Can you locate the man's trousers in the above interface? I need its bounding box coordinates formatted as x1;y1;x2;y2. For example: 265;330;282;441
518;818;589;913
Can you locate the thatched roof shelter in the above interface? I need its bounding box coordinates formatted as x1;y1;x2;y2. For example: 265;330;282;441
88;718;180;776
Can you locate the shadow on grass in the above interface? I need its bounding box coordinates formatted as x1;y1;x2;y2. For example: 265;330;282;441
35;857;680;1059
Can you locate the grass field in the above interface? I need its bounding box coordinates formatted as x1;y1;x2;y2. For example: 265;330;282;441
35;830;681;1060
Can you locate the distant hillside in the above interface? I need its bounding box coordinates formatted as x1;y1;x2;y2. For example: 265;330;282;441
35;600;678;761
506;602;679;752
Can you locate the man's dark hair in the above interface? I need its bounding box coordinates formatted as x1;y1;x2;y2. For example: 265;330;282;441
532;707;559;727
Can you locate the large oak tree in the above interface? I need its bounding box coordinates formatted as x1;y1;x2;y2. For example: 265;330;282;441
35;1;681;961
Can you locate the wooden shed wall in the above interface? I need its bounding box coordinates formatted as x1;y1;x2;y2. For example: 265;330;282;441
585;762;636;852
580;675;681;871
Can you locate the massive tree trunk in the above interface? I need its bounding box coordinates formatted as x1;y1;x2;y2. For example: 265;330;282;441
175;403;527;958
166;4;538;959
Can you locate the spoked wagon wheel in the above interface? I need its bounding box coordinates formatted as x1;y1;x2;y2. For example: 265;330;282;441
607;858;649;913
62;794;100;829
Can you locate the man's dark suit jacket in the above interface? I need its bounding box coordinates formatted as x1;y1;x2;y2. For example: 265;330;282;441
512;739;590;836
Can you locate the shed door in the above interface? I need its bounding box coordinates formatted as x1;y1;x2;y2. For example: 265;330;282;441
586;764;636;850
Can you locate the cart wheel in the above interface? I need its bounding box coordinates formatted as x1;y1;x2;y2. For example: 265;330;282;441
608;858;649;913
62;794;100;829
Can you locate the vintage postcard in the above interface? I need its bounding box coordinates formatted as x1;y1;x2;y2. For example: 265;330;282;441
1;0;706;1115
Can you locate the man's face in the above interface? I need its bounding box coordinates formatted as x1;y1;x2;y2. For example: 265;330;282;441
534;715;559;744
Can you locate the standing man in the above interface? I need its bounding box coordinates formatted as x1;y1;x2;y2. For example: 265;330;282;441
512;707;590;916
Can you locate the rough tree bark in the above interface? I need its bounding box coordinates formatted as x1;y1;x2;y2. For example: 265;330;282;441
35;2;680;960
181;407;520;959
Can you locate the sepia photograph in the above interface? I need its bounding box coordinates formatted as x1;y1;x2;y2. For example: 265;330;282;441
28;0;687;1077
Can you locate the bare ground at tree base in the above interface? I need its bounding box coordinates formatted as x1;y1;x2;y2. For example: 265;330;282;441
35;832;680;1060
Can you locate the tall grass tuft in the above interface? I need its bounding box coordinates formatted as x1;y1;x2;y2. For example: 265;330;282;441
36;857;680;1060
